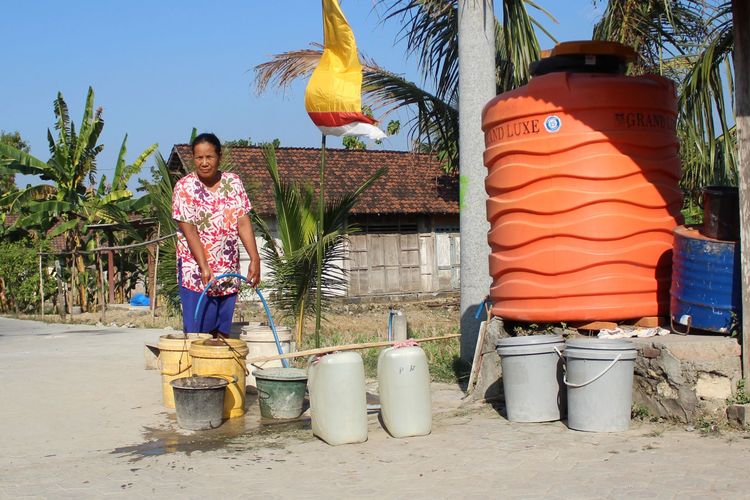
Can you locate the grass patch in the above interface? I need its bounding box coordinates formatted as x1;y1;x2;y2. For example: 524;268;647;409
294;328;464;383
631;404;651;421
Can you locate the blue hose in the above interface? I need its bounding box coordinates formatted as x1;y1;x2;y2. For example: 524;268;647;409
193;273;289;368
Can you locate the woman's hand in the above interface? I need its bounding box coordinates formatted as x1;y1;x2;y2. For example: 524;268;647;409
200;266;215;286
247;258;260;288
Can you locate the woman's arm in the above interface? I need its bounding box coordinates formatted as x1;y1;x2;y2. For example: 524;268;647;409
238;214;261;287
178;221;213;286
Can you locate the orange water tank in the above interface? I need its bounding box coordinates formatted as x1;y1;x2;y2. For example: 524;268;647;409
482;41;682;322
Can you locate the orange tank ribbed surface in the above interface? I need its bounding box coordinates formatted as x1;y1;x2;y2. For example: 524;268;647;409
482;71;682;322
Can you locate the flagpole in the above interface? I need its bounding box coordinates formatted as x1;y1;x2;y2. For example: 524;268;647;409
315;133;327;348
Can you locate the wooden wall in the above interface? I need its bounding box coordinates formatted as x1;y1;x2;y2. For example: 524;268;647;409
346;214;460;297
241;214;460;299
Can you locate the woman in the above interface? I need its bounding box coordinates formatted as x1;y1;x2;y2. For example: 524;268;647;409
172;132;261;336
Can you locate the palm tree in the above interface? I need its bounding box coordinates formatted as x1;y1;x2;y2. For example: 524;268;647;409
0;87;157;310
593;1;736;197
251;144;385;346
254;0;554;173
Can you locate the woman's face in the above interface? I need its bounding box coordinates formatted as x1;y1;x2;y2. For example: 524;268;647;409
192;142;221;182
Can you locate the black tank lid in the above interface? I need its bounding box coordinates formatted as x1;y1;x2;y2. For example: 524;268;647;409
530;41;637;77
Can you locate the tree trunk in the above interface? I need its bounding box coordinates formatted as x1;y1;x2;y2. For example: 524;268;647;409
296;298;306;346
733;0;750;382
458;0;496;360
75;253;88;312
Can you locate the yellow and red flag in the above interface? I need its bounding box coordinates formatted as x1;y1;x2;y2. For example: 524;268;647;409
305;0;386;140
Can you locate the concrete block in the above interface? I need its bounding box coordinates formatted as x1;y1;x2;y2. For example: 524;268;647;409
632;335;741;423
727;404;750;427
696;372;733;400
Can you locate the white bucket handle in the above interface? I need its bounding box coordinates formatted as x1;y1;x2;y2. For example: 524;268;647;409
553;346;564;358
563;353;623;388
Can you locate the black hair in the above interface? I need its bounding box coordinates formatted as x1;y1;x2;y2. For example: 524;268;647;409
191;132;222;156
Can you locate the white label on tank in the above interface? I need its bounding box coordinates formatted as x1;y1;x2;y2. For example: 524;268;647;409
544;115;562;133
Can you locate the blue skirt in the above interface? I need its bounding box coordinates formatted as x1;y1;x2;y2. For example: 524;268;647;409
179;286;237;335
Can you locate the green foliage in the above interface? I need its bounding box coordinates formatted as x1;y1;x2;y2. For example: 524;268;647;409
0;87;157;234
342;136;367;150
0;87;157;311
295;330;463;383
681;198;703;225
224;137;281;148
0;130;30;194
594;1;736;197
696;416;720;434
631;403;651;420
139;152;180;312
727;379;750;406
386;120;401;137
677;2;736;195
0;239;56;313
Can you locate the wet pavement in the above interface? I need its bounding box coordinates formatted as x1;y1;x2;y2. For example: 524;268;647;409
2;317;750;499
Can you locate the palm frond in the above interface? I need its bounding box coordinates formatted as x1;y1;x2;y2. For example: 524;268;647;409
677;1;735;193
376;0;458;102
498;0;545;88
593;0;709;74
254;45;326;94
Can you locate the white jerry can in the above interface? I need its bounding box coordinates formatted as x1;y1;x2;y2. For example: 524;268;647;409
308;351;368;446
377;345;432;438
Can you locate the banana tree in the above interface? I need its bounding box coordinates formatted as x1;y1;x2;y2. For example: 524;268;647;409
251;144;385;345
0;87;157;311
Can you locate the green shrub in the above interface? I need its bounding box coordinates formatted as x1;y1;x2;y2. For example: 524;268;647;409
0;239;57;313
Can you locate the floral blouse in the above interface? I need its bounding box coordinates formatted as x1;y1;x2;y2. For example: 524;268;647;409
172;172;252;296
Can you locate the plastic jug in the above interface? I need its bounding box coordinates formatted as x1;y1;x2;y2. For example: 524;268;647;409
377;345;432;438
308;351;368;446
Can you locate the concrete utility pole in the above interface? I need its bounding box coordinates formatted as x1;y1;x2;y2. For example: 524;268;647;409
732;0;750;382
457;0;496;360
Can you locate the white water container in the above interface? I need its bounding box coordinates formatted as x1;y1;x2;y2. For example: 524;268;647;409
377;345;432;438
240;325;293;389
308;351;368;446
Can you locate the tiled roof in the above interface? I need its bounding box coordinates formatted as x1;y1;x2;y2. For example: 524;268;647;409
168;145;459;216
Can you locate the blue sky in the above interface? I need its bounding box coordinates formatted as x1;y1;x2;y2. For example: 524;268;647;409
3;0;602;189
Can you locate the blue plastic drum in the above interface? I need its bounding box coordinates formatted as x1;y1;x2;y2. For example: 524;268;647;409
670;225;741;333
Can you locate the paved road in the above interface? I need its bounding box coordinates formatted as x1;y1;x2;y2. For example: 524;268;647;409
1;317;749;499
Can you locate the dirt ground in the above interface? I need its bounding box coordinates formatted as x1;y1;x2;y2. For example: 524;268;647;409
5;316;750;498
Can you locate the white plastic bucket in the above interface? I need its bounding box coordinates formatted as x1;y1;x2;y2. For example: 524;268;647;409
496;334;566;422
563;338;637;432
240;326;292;389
